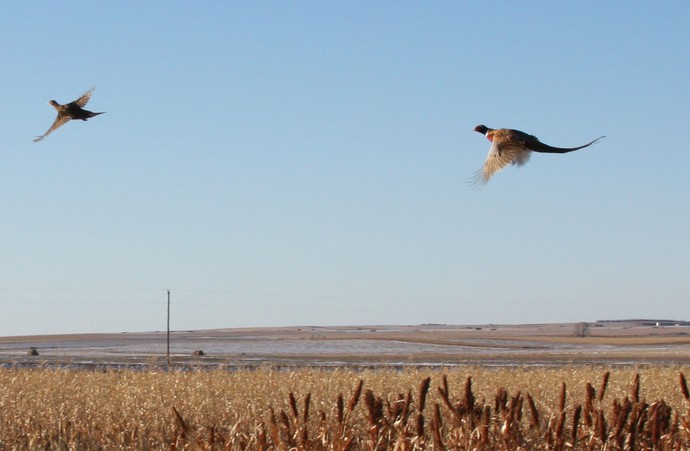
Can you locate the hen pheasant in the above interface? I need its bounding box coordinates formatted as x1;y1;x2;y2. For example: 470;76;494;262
471;125;604;184
34;88;104;142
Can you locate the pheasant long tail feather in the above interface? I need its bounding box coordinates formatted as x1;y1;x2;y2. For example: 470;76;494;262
528;136;605;154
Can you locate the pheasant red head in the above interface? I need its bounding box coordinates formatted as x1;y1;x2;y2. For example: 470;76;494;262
473;125;492;140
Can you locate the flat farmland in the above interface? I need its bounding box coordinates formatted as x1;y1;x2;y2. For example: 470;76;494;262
1;322;690;448
1;320;689;369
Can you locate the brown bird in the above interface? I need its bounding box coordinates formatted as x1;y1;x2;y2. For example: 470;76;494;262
471;125;604;185
34;88;104;142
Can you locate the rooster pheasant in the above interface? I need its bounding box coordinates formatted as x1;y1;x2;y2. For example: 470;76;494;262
34;88;104;142
471;125;604;184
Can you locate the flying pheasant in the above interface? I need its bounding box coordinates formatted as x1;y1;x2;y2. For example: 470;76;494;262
471;125;604;185
34;88;104;142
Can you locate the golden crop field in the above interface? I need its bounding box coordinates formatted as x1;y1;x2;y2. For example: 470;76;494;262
0;366;689;449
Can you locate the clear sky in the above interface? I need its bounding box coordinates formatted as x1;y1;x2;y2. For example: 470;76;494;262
1;2;689;336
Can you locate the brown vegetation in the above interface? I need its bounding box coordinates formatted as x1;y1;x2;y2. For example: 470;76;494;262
0;366;688;449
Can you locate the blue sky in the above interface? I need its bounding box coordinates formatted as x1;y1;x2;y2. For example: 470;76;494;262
1;2;689;336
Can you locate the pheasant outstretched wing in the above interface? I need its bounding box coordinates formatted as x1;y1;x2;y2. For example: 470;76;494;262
34;114;71;142
73;88;95;107
470;141;531;185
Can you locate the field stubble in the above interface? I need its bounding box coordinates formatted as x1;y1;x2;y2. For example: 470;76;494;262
1;366;690;449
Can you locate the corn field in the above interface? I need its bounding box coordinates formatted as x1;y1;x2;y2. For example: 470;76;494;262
0;366;689;449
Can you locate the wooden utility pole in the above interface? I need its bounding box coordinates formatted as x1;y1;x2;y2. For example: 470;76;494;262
167;289;171;367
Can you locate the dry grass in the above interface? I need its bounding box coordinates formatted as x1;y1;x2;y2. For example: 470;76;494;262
0;366;689;449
